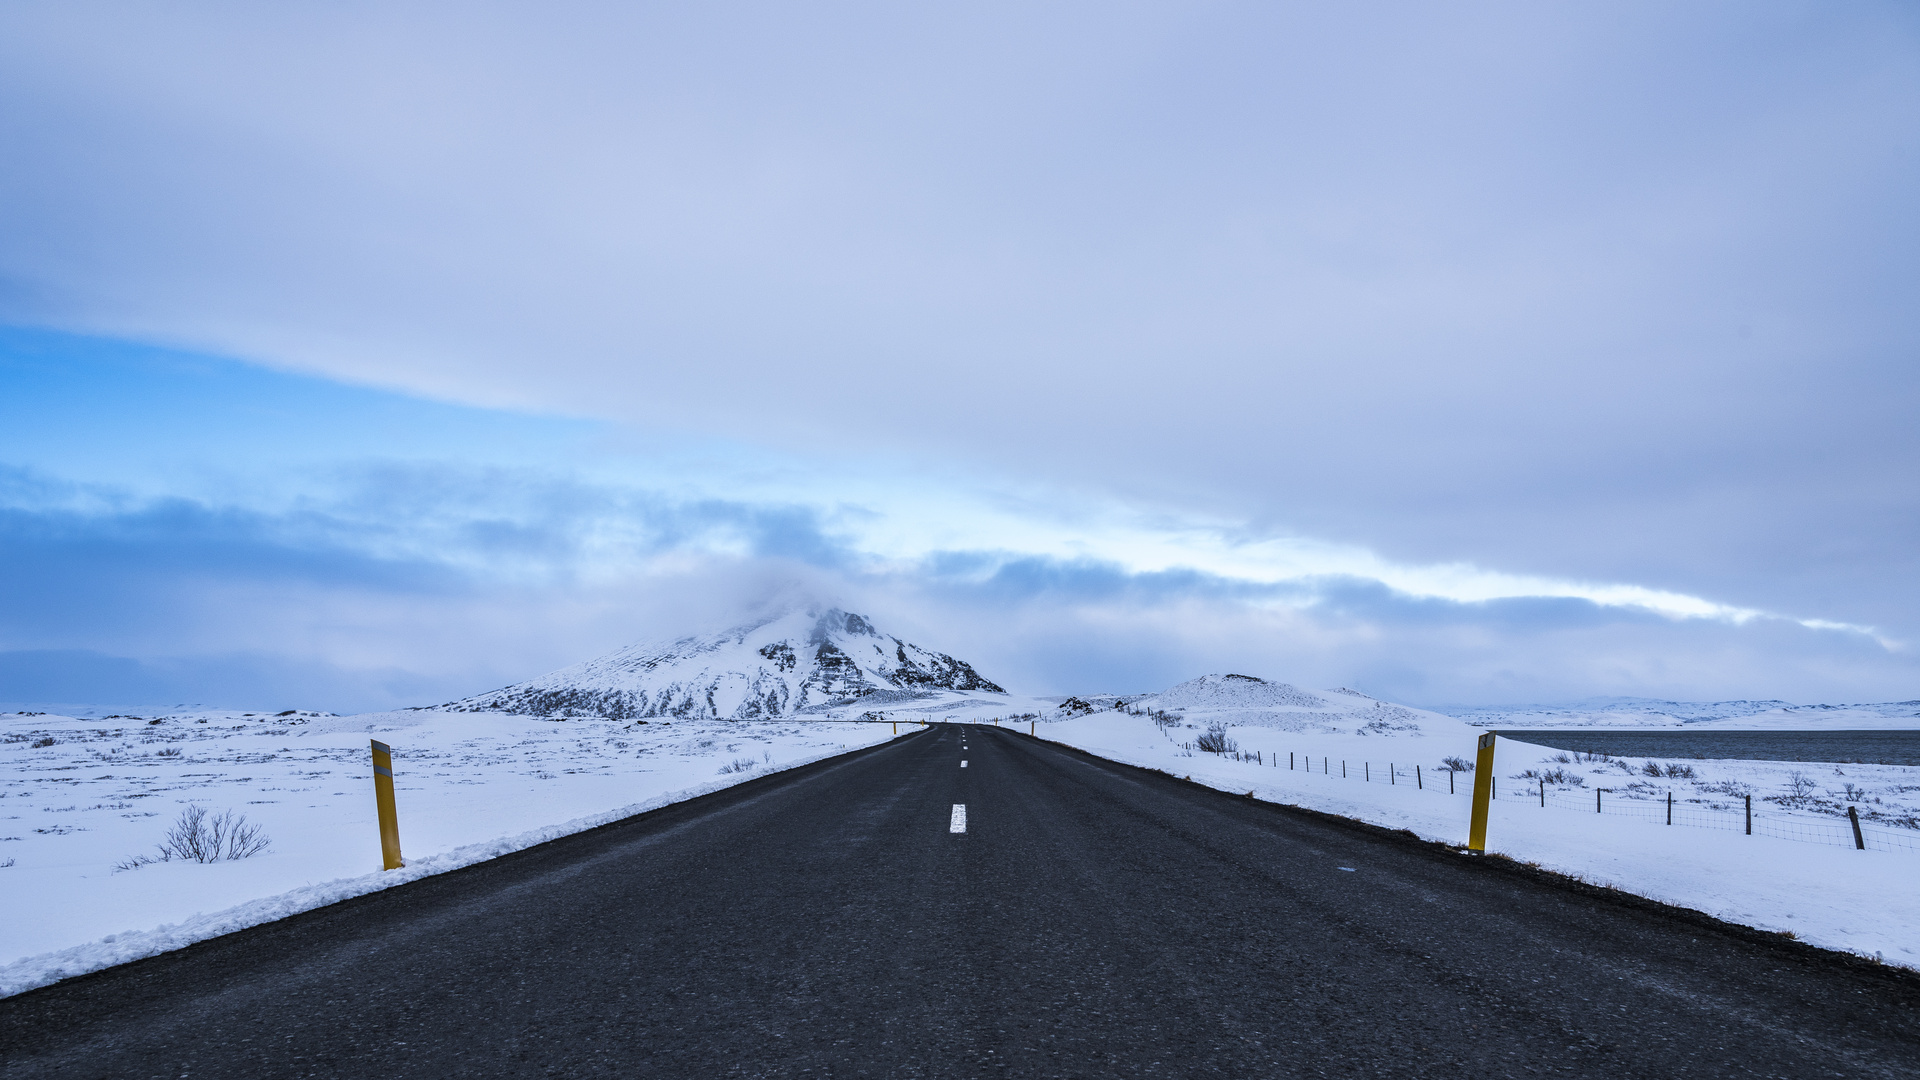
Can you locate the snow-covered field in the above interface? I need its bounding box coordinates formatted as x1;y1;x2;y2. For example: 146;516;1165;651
6;669;1918;1000
1032;698;1920;969
0;705;910;997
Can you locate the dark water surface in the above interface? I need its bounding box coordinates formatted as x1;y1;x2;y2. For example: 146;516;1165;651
1494;729;1920;766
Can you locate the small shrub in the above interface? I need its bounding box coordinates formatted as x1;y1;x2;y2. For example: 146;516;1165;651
1643;761;1696;779
1842;783;1867;803
717;757;758;775
1518;767;1585;787
1194;726;1237;754
1783;771;1816;804
1441;756;1474;773
118;805;271;869
30;737;57;748
155;748;182;758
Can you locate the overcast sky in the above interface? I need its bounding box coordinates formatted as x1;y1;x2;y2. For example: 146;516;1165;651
1;2;1916;711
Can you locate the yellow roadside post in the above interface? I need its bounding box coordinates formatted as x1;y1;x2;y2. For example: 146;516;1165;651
371;739;404;870
1467;732;1497;853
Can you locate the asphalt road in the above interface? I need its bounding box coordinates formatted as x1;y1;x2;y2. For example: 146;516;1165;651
4;724;1917;1078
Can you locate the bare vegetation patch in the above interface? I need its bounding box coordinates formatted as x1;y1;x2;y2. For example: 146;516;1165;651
115;805;271;870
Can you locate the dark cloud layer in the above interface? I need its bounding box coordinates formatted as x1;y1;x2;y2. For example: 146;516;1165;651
0;4;1915;707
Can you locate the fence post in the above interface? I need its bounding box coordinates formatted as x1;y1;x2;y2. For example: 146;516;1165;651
1342;760;1346;778
1667;791;1672;825
1390;763;1396;785
1416;765;1422;790
1745;794;1752;835
1848;806;1866;850
1539;781;1544;808
1030;721;1034;736
370;739;404;871
1290;752;1295;770
1365;762;1369;782
1596;788;1602;814
1449;770;1455;795
1468;733;1496;853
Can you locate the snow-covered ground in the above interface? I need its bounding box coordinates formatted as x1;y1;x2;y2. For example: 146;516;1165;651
1032;699;1920;969
0;705;912;997
1439;696;1920;729
7;670;1918;999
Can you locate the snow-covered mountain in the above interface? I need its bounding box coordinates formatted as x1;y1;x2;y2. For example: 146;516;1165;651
444;608;1006;720
1128;674;1474;738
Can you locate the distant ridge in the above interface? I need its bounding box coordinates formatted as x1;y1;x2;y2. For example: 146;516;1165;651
444;608;1005;720
1434;696;1920;730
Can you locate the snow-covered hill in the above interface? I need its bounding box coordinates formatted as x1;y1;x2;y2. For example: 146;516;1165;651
443;608;1007;721
1437;697;1920;730
1128;674;1474;738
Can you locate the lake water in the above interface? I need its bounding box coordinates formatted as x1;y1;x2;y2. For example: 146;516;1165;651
1494;730;1920;767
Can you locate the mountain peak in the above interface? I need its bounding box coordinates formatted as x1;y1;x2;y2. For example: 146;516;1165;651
446;609;1005;720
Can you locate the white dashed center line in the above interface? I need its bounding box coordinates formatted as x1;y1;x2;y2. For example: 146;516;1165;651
961;760;968;767
950;804;967;833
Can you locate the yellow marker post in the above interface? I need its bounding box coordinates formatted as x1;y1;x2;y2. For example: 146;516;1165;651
1467;732;1497;853
371;739;404;870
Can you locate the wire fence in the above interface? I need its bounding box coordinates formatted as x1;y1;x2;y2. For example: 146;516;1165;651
1209;744;1920;855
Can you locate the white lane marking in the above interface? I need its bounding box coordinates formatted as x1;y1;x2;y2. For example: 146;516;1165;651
961;760;968;767
950;804;967;833
1337;867;1357;872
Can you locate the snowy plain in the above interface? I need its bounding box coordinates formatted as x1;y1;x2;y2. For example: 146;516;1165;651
0;705;911;997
